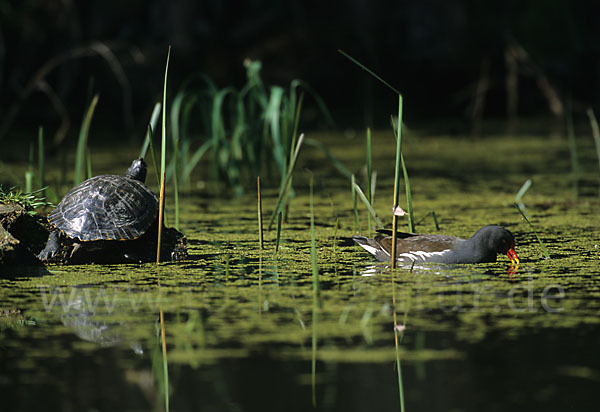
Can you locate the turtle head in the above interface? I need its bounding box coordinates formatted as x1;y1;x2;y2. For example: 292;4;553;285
126;158;147;182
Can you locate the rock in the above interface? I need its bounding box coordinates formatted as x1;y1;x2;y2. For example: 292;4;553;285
0;203;47;265
0;224;21;260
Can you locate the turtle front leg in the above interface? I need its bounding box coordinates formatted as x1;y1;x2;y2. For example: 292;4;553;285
38;231;62;262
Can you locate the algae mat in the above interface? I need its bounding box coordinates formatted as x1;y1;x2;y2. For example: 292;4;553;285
1;132;599;411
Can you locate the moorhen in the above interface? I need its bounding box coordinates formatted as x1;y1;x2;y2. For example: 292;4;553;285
353;225;519;264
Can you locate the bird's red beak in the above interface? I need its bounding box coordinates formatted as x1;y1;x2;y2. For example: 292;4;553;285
506;243;519;265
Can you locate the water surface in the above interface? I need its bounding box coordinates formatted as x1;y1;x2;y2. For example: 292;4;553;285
1;132;599;411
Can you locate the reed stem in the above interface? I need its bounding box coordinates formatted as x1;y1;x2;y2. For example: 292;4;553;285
161;46;171;188
156;46;171;264
392;272;406;412
156;171;166;264
352;181;384;228
74;94;99;185
257;176;264;250
268;133;305;229
173;139;180;230
366;128;373;230
400;153;414;232
391;95;404;268
514;203;550;259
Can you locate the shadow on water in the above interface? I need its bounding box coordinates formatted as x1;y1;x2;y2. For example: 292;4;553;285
2;133;600;411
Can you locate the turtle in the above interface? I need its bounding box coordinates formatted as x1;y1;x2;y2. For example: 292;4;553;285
38;158;160;263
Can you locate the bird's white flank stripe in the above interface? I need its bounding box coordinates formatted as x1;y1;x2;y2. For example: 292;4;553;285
398;249;450;262
358;243;390;257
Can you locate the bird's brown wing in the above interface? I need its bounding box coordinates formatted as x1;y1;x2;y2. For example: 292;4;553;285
374;233;459;255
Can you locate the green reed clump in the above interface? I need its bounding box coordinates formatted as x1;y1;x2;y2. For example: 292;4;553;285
166;60;334;196
0;186;51;213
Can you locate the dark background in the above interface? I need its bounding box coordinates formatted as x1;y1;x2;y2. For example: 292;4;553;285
1;0;599;145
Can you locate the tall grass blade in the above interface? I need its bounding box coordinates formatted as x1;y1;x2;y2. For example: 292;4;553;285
161;46;171;185
289;91;304;161
146;130;168;229
157;46;171;264
338;49;401;95
182;140;213;182
268;133;306;229
140;102;162;159
304;138;353;179
74;94;99;185
395;337;406;412
416;210;440;230
25;171;33;194
86;147;92;179
515;178;532;216
366;128;373;230
391;266;406;412
432;211;439;230
371;171;378;204
400;153;414;232
352;181;384;229
289;80;335;128
157;171;166;264
145;125;161;190
173;139;180;230
338;50;414;248
265;86;286;174
390;95;404;267
515;179;532;202
514;203;550;259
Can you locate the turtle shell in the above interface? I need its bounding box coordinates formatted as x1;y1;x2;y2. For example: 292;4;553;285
48;175;158;242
